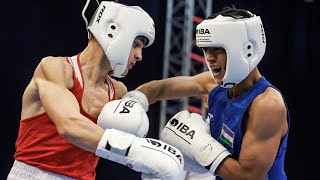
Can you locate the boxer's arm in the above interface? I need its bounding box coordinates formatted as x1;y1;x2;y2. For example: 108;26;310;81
32;57;183;179
136;71;217;104
34;57;104;152
216;88;288;179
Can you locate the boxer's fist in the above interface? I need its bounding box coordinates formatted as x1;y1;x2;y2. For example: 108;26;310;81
96;129;184;180
161;110;230;175
160;110;210;158
122;90;149;112
97;99;149;137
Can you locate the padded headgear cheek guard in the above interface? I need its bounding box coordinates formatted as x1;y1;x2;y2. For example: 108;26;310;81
83;1;155;78
196;10;266;88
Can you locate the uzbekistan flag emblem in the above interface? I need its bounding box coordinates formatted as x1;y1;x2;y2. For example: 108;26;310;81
220;123;235;148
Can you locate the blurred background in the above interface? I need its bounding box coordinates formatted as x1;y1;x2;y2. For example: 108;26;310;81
1;0;319;179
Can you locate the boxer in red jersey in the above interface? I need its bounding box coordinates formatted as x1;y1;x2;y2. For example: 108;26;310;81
7;1;184;180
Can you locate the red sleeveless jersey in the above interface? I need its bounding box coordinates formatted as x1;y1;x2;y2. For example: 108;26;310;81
14;53;116;179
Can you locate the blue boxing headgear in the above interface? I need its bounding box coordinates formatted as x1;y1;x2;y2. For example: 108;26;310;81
196;9;266;88
82;1;155;78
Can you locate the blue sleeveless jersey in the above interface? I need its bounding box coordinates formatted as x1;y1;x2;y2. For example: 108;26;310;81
207;77;289;180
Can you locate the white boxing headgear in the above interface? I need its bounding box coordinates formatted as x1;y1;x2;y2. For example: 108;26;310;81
196;9;266;88
82;1;155;78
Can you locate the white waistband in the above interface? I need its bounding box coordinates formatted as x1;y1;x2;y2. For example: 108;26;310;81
7;160;76;180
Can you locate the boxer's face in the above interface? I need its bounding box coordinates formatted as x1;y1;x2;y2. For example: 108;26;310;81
123;36;147;75
204;47;226;85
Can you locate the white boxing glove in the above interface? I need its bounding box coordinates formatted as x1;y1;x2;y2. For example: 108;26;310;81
96;129;184;180
97;98;149;138
122;90;149;112
141;173;161;180
160;110;230;175
183;156;207;174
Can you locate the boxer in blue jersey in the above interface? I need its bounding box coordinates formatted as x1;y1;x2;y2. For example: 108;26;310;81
126;8;290;180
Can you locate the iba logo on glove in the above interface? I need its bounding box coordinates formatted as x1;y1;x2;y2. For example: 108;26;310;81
146;139;183;164
119;99;137;113
169;118;195;140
